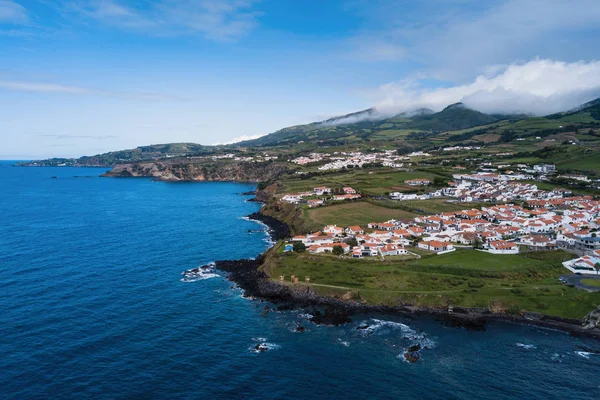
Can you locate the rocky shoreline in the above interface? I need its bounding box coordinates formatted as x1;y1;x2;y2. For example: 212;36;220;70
217;207;600;339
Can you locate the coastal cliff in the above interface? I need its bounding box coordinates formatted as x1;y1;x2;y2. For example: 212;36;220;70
232;204;600;338
102;161;288;182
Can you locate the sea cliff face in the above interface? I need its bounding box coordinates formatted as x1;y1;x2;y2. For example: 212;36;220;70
102;161;288;182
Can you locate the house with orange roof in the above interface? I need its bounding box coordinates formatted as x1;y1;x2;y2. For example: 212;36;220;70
369;230;393;240
307;199;324;208
324;225;344;236
406;226;425;236
379;244;407;256
518;235;557;250
457;232;479;245
343;187;357;194
332;194;361;201
417;240;455;254
405;178;431;186
345;225;364;235
308;242;350;254
485;240;519;254
562;253;600;274
313;186;332;195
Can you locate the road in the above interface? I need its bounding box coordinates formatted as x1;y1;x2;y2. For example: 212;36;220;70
561;274;600;292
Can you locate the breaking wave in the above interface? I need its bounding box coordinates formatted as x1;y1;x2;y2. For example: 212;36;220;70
516;343;536;350
180;263;219;282
357;319;435;348
249;341;281;354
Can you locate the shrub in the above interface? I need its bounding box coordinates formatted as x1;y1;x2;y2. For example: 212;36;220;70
332;245;345;256
293;242;306;253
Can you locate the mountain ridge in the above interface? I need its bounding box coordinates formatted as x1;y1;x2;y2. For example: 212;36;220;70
18;97;600;167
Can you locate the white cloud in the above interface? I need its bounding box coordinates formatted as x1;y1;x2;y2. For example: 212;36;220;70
372;59;600;116
69;0;262;42
213;133;264;145
0;0;28;23
348;0;600;80
0;80;187;101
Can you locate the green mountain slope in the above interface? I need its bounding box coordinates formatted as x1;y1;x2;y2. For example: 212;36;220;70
20;143;216;167
236;102;519;148
20;98;600;169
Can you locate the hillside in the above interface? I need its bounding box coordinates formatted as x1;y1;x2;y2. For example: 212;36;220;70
19;98;600;171
18;143;217;167
235;102;522;148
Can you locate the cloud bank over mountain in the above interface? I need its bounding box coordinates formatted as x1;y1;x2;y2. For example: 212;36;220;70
373;59;600;116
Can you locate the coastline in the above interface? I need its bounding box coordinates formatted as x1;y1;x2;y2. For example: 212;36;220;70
218;203;600;339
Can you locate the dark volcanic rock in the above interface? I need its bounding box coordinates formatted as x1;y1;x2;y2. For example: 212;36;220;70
404;351;420;363
407;344;421;352
295;323;305;332
253;343;269;353
246;212;290;241
309;309;352;326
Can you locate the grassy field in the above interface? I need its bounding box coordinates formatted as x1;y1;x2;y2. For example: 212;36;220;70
279;169;443;196
302;197;485;230
305;201;416;227
368;198;485;215
558;152;600;174
581;279;600;288
266;248;600;319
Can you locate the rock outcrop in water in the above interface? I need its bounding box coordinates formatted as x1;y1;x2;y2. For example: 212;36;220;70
583;307;600;330
215;206;600;338
102;161;288;182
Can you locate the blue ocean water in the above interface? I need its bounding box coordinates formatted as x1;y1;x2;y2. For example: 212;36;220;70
1;161;599;400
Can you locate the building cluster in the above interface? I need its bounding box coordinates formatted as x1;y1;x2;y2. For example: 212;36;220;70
563;250;600;274
205;153;278;162
390;175;573;204
281;186;361;206
286;198;600;268
442;146;483;152
289;150;434;171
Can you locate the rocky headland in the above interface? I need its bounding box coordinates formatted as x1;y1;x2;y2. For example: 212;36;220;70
217;203;600;339
101;161;288;182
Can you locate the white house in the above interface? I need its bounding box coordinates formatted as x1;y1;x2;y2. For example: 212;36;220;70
485;240;519;254
379;244;407;256
417;241;455;254
314;186;332;195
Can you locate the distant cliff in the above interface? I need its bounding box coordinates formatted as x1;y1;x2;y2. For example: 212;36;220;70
102;161;288;182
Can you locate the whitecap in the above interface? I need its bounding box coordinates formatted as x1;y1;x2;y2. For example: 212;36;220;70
180;273;219;282
249;342;280;353
357;319;435;348
180;263;219;282
516;343;536;350
576;351;592;359
298;313;314;320
337;339;350;347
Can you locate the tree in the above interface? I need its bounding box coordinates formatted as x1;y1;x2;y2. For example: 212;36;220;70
595;263;600;276
346;238;358;248
332;245;344;256
473;239;483;249
433;176;447;186
293;242;306;253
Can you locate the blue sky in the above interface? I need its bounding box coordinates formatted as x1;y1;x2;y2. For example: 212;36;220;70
2;0;600;158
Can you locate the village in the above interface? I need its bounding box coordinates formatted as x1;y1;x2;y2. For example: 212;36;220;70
281;182;600;275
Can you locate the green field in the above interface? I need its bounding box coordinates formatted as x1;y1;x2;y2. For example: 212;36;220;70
559;153;600;174
305;201;416;227
279;168;444;196
265;248;600;319
581;279;600;288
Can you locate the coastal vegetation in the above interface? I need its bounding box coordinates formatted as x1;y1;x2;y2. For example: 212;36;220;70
266;248;600;319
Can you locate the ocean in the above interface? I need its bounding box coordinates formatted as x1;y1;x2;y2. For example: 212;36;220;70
1;161;599;400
